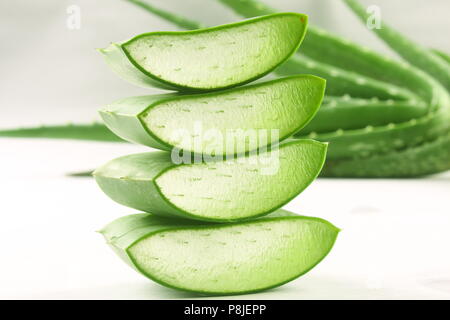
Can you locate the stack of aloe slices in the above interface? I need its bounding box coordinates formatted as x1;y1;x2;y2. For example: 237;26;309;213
94;13;339;295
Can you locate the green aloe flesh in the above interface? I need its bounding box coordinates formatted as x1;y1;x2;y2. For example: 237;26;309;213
99;13;308;91
99;75;325;154
100;210;339;295
94;139;327;222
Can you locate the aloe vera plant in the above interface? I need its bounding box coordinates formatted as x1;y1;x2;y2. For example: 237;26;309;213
100;12;308;91
2;0;448;177
94;140;327;222
323;131;450;177
100;75;325;154
213;0;450;176
100;209;339;295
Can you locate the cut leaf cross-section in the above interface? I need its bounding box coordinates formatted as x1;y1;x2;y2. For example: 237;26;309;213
100;210;339;295
94;139;327;222
99;75;325;155
99;13;308;91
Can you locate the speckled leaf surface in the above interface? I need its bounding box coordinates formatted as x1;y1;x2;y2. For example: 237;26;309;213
99;75;325;154
99;13;308;91
100;209;339;295
93;139;327;222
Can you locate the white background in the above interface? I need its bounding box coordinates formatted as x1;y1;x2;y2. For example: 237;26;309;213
1;0;449;299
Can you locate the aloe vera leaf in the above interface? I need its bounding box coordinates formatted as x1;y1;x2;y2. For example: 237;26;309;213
100;209;339;295
277;55;415;100
306;106;450;159
322;130;450;177
100;75;325;154
100;13;308;91
216;0;450;160
217;0;437;101
0;123;123;142
302;97;428;133
343;0;450;92
432;49;450;65
94;139;327;222
124;0;204;30
133;0;440;115
216;1;443;100
300;29;438;103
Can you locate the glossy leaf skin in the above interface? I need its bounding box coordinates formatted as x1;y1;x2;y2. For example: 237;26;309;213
100;13;308;91
277;55;414;100
94;140;327;222
433;49;450;65
100;209;339;295
300;28;438;103
308;107;449;160
322;131;450;178
302;97;428;133
99;75;325;154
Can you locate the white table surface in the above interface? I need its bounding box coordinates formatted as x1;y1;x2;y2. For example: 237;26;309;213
1;138;449;300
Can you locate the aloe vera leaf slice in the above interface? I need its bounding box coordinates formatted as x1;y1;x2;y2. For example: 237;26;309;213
100;13;308;91
93;139;327;222
300;29;437;102
100;209;339;295
343;0;450;92
99;75;325;154
301;96;428;133
322;130;450;177
0;123;123;142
